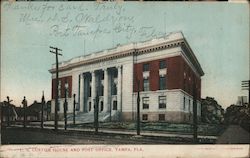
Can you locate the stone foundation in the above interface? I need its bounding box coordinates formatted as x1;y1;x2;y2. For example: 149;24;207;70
122;111;200;123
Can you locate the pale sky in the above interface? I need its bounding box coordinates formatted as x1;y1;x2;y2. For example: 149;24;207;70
1;2;249;109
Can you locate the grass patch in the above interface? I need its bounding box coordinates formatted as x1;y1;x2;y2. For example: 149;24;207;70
70;122;226;136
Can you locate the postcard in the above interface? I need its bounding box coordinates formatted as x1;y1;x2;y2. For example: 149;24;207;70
0;1;249;158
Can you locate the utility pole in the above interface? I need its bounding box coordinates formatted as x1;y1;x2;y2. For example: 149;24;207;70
41;91;45;129
137;80;141;135
64;79;68;130
50;46;62;131
6;96;12;127
192;79;198;143
46;101;49;121
22;96;27;128
73;94;76;125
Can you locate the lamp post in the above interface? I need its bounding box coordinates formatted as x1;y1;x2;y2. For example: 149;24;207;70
73;94;76;125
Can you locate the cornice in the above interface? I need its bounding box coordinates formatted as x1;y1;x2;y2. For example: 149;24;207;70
49;39;184;73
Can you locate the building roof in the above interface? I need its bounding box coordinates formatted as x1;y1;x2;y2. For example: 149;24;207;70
49;31;204;76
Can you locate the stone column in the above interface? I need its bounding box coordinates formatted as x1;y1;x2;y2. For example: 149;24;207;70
91;71;96;113
80;74;85;112
103;68;109;112
117;66;122;112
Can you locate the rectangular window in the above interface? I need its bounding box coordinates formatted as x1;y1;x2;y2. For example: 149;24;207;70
159;114;165;121
142;97;149;109
143;63;149;72
159;60;166;69
99;85;104;96
100;101;104;112
88;87;91;97
159;96;166;109
142;114;148;121
143;79;149;91
112;83;117;95
113;101;117;110
189;99;191;112
159;76;166;90
183;97;186;110
89;102;91;111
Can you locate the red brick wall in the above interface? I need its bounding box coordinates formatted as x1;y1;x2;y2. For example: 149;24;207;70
51;76;72;99
166;56;183;90
133;55;201;100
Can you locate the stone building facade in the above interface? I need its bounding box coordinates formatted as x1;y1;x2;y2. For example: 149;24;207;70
49;31;204;123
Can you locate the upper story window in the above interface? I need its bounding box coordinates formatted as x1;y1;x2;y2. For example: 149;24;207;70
159;60;166;69
143;78;150;91
142;97;149;109
143;63;149;72
111;83;117;95
159;76;166;90
99;84;104;96
88;87;91;97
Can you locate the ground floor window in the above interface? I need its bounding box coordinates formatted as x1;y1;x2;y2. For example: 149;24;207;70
159;114;165;121
142;97;149;109
89;102;91;111
113;100;117;110
100;101;104;111
142;114;148;121
159;96;166;109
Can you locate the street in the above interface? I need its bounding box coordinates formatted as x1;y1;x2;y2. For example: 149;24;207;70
1;127;204;144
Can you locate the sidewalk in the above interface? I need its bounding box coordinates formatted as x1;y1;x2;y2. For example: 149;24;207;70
216;125;250;144
13;121;218;140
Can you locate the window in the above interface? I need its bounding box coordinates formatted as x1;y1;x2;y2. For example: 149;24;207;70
189;99;191;112
159;114;165;121
159;76;166;90
101;73;104;80
183;97;186;110
88;87;91;97
142;114;148;121
89;102;91;111
159;96;166;109
113;101;117;110
100;101;104;112
143;79;149;91
159;60;166;69
112;83;117;95
99;85;104;96
143;63;149;72
142;97;149;109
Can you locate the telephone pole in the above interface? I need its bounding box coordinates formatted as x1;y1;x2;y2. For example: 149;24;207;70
137;80;141;135
50;46;62;131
